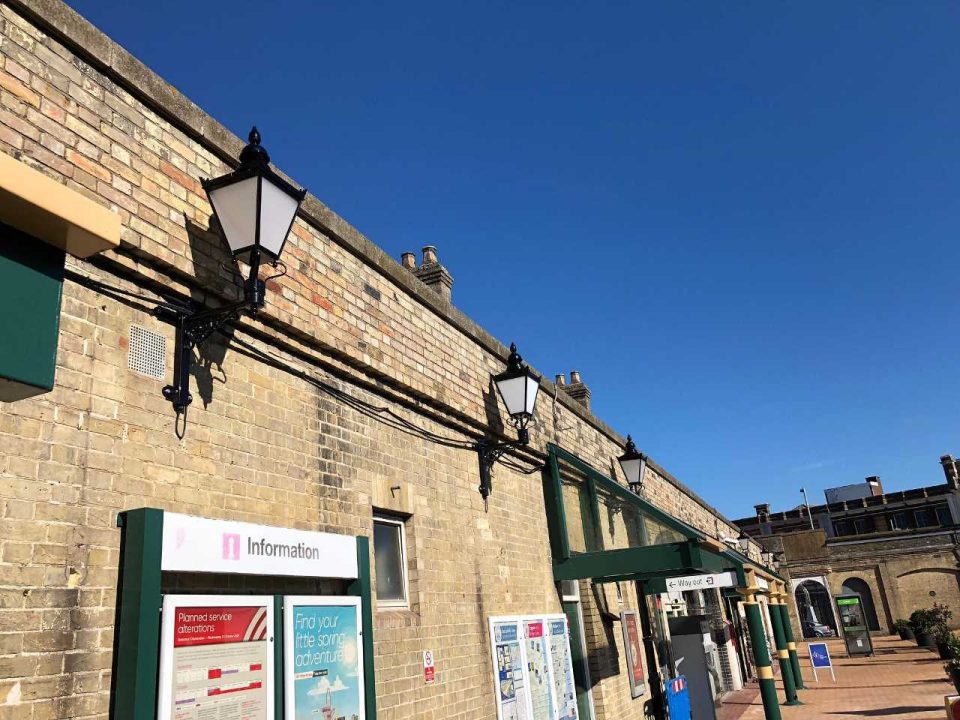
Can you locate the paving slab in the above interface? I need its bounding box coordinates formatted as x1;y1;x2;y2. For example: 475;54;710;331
716;636;958;720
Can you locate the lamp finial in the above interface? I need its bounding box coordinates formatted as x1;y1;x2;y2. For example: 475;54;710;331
239;125;270;169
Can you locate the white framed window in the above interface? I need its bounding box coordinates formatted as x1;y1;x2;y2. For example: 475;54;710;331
373;514;409;608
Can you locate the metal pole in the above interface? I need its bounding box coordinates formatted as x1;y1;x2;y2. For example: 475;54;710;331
769;588;802;705
740;578;783;720
778;592;806;689
800;488;816;531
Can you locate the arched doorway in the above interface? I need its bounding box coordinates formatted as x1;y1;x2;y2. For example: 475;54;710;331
841;577;881;631
794;580;838;638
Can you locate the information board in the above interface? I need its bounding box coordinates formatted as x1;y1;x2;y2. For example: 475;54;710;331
157;594;274;720
489;615;579;720
492;620;530;720
548;620;578;720
283;596;364;720
620;610;646;698
525;620;555;720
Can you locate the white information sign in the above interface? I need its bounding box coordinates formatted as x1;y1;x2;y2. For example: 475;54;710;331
664;571;737;593
489;615;579;720
157;594;274;720
161;512;358;578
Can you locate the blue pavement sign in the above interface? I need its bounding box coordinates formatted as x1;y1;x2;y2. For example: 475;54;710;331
808;642;835;682
810;643;831;668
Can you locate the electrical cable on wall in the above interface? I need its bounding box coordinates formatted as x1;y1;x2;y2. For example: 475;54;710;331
64;268;544;474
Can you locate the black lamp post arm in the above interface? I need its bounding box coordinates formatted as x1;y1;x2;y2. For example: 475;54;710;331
476;435;526;501
154;296;249;414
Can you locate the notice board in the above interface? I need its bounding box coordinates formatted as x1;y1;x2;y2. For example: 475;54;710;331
157;594;274;720
489;614;579;720
283;596;365;720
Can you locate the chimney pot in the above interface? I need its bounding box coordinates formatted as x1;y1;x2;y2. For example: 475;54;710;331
413;245;454;301
941;454;960;489
401;252;417;270
555;374;566;386
562;370;591;410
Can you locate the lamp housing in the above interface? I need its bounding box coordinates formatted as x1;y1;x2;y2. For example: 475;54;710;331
618;434;647;492
492;343;540;435
737;532;751;553
202;127;306;269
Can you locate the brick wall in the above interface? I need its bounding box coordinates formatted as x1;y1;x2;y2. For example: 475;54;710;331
0;2;754;718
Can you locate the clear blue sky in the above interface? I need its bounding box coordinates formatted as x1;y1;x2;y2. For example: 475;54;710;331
67;1;960;519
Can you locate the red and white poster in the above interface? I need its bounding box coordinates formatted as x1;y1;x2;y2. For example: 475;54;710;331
620;610;646;698
157;595;274;720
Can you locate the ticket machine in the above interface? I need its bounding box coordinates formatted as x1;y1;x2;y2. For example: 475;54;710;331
835;594;874;657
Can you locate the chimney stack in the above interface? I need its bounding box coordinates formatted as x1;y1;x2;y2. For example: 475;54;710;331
865;476;883;495
754;503;770;522
563;370;591;411
411;245;454;302
941;455;960;489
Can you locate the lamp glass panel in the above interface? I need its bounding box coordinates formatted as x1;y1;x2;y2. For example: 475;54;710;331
207;175;258;256
496;374;527;417
258;176;300;258
619;457;643;486
524;373;540;416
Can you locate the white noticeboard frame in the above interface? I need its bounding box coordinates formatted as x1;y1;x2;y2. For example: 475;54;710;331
283;596;365;720
157;594;275;720
488;614;580;720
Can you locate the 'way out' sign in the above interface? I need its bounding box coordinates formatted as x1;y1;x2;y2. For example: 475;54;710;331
665;571;737;593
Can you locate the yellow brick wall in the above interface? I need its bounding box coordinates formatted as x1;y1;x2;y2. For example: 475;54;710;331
0;2;751;718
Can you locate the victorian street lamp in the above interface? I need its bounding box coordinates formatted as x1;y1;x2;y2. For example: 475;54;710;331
155;127;306;419
737;531;751;554
476;343;541;503
618;435;647;494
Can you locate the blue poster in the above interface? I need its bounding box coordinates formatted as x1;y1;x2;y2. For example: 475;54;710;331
291;604;363;720
809;642;832;668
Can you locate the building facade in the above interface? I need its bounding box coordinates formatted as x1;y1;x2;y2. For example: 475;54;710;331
735;459;960;639
0;2;797;719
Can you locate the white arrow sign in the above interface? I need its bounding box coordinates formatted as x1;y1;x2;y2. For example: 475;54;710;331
664;571;737;593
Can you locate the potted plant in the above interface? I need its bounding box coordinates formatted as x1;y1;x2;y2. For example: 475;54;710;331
910;608;938;648
944;636;960;693
932;604;955;658
892;619;914;641
936;627;954;659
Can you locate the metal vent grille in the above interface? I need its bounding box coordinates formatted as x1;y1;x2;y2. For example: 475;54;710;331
128;325;166;379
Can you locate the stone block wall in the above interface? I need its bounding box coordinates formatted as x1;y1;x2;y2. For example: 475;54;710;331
0;1;756;718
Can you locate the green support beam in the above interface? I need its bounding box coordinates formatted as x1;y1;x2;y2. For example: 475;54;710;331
552;541;698;582
347;536;377;720
111;508;164;720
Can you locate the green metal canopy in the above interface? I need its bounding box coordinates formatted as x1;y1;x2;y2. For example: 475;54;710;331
543;443;778;588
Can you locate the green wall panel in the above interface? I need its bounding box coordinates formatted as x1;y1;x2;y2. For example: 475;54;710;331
0;222;65;401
